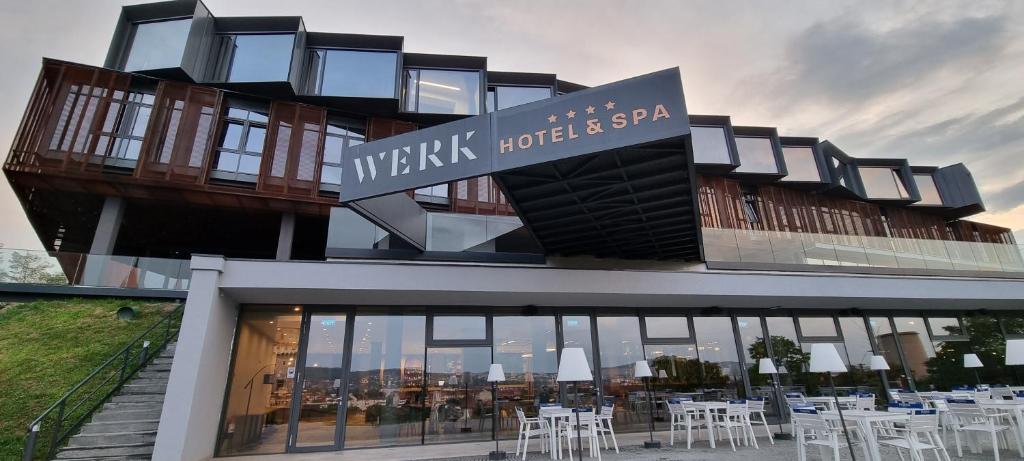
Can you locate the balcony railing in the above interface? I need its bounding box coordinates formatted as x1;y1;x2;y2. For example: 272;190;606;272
0;249;190;290
702;227;1024;274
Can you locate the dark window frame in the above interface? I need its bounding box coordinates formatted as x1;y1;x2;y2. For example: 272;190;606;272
213;32;299;83
210;101;270;184
426;313;492;347
304;47;401;98
319;117;366;192
794;315;844;343
402;67;486;115
485;84;554;113
925;316;968;341
639;315;696;345
118;16;193;71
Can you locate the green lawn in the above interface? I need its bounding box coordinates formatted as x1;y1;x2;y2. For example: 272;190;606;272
0;298;178;459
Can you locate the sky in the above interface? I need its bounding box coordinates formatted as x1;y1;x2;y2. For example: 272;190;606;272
0;0;1023;249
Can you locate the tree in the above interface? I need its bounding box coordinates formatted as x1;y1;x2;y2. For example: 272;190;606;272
1;251;67;284
747;335;815;393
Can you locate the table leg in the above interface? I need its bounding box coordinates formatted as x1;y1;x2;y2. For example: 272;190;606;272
860;419;878;461
549;415;558;460
706;408;716;448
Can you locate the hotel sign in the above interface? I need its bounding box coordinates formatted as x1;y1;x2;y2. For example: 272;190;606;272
340;68;690;202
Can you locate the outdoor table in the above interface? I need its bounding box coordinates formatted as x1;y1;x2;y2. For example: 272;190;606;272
979;400;1024;458
804;396;856;411
820;409;908;461
539;406;591;460
679;400;728;448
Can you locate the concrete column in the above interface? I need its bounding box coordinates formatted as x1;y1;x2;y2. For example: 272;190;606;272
89;196;125;255
276;212;295;261
153;255;238;461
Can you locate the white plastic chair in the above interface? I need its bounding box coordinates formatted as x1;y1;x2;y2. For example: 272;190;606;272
945;398;1021;461
514;407;549;460
991;387;1014;400
594;405;619;454
746;396;774;445
666;398;706;448
877;409;952;461
712;399;759;451
557;410;601;461
791;407;853;461
855;393;875;411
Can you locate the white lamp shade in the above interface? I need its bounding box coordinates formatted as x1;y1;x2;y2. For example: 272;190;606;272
634;360;653;378
808;343;848;373
758;358;778;375
557;348;594;382
487;363;506;382
1007;340;1024;366
869;355;890;371
777;365;788;374
963;353;983;369
658;370;668;378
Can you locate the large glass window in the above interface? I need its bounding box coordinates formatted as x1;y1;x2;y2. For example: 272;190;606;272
690;126;732;164
294;314;347;448
733;136;779;174
643;316;690;340
345;316;426;448
416;184;449;199
913;174;943;205
892;317;936;389
220;34;295;83
493;316;558;438
94;91;155;165
860;167;910;199
692;317;742;400
780;146;821;182
869;317;911;390
560;315;597;408
124;19;191;71
308;49;398;98
218;308;301;456
212;106;269;182
404;69;481;115
764;317;812;394
596;317;646;432
923;317;972;390
838;317;884;398
424;347;491;443
432;316;486;341
320;120;365;191
486;86;552;112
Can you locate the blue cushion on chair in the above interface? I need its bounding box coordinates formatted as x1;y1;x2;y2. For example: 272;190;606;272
747;396;766;401
728;399;747;404
889;402;924;409
946;398;977;404
793;408;818;414
912;409;937;415
1015;391;1024;398
785;393;803;398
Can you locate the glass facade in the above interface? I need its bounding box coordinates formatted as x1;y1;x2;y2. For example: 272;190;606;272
308;49;399;98
212;106;269;182
404;69;482;115
320;120;365;191
124;19;191;71
94;91;155;165
733;136;779;174
690;126;731;164
913;173;943;205
780;146;821;182
486;85;552;112
219;308;1017;454
221;34;295;83
860;167;910;199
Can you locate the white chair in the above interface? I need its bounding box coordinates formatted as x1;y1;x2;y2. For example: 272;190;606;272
514;407;549;460
791;407;854;461
666;398;707;448
991;386;1014;400
712;399;759;451
786;392;810;436
898;391;925;404
746;396;774;445
974;386;992;400
945;398;1022;461
855;393;875;411
557;410;601;461
878;409;952;461
594;405;619;454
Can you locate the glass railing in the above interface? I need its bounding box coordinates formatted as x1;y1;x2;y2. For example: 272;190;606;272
702;228;1024;274
0;249;190;289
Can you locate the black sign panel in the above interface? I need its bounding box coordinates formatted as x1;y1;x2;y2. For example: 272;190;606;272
340;68;689;202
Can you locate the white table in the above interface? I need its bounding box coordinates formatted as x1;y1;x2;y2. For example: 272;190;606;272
979;400;1024;458
805;396;856;411
821;409;908;461
539;407;573;459
679;401;727;448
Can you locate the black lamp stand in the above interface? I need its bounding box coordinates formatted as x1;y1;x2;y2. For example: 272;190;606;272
827;373;857;461
488;381;506;460
642;376;660;448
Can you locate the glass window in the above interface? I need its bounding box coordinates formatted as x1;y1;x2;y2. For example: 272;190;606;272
309;49;398;98
914;174;942;205
124;19;191;71
416;184;449;198
892;317;936;388
693;317;742;399
780;146;821;182
486;86;552;112
643;316;690;339
404;69;481;115
320;120;365;191
691;126;731;164
217;308;301;456
733;136;779;174
294;314;347;447
222;34;295;83
928;318;965;338
860;167;910;199
424;346;491;443
432;316;486;341
93;91;154;164
344;315;426;448
737;317;781;414
212;105;269;182
560;315;598;408
798;317;839;338
493;316;558;438
596;317;646;432
962;316;1013;386
765;317;813;394
869;317;910;390
838;317;884;398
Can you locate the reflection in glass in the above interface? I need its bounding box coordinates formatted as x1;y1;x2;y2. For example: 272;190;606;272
798;317;838;338
838;317;884;399
344;316;426;448
124;19;191;71
424;347;492;443
928;318;964;337
493;316;558;438
738;317;782;415
311;49;398;98
224;34;295;83
892;317;935;388
734;137;778;174
869;317;910;390
691;126;731;164
596;317;646;432
218;308;301;456
432;316;486;340
404;69;481;115
295;314;347;447
860;167;910;199
781;146;821;182
486;86;552;112
643;316;690;339
914;174;942;205
764;317;813;394
692;317;742;399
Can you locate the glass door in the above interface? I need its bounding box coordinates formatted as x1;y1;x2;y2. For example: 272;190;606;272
423;346;492;443
289;313;349;451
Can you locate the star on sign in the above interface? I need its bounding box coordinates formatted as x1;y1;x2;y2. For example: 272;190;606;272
604;101;616;110
566;109;576;119
547;114;557;123
585;105;596;115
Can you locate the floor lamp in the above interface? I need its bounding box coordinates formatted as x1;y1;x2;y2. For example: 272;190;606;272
1006;340;1024;385
557;348;593;459
634;361;660;448
869;355;889;405
964;353;984;386
758;358;791;440
809;343;857;461
487;364;507;460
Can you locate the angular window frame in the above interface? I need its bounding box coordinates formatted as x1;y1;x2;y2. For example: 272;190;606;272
305;48;400;98
121;17;193;72
402;68;484;115
319;117;366;193
925;317;968;341
426;314;492;346
212;33;298;83
485;84;553;112
210;102;270;184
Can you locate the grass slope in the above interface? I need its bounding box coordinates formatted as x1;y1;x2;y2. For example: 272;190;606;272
0;298;176;459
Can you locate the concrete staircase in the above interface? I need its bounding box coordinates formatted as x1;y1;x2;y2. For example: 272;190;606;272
54;342;175;461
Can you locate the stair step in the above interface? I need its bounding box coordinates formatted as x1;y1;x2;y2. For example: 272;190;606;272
120;384;167;394
56;443;154;459
150;358;173;365
67;431;156;448
92;408;162;423
110;394;164;404
102;401;163;412
78;420;160;435
134;371;168;379
126;378;167;386
143;363;171;372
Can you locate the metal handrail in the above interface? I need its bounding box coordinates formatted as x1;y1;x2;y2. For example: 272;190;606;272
22;303;184;460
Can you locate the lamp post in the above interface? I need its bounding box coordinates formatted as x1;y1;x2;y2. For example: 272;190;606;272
487;364;507;460
964;353;984;386
809;343;857;461
758;357;791;440
634;361;660;448
869;355;889;405
1006;340;1024;385
557;348;593;459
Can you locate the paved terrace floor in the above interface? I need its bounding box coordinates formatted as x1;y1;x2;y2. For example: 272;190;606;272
216;427;1019;461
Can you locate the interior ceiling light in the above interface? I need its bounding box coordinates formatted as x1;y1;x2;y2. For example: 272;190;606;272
420;80;460;91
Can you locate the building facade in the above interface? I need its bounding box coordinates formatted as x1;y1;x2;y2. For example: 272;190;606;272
5;1;1024;460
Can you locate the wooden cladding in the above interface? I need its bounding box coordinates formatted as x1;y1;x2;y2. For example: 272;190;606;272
258;101;326;196
452;176;517;216
136;81;220;183
697;175;1010;244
